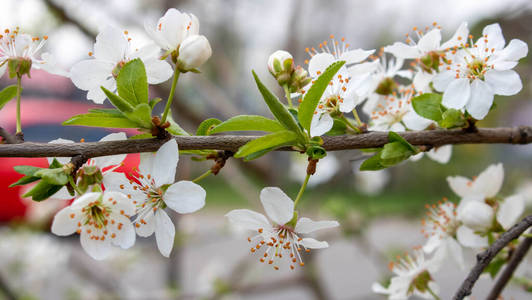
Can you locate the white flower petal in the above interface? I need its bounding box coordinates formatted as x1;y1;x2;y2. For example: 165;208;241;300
260;187;294;225
494;39;528;65
225;209;271;231
442;78;471;109
70;59;113;90
136;209;156;237
482;23;505;51
441;22;469;50
110;214;136;249
447;238;465;270
164;180;206;214
457;201;494;231
310;113;334;137
338;48;374;64
413;71;434;92
447;176;472;197
144;59;173;84
295;217;339;234
423;235;441;254
308;53;335;77
473;163;504;198
86;77;116;104
154;210;175;257
426;145;452;164
51;206;81;236
403;111;432;131
456;225;488;248
159;8;188;50
497;194;525;229
300;237;328;249
417;29;442;53
485;70;522;96
105;191;135;216
432;70;455;92
383;42;420;59
70;192;101;210
80;230;112;260
94;26;128;62
152;139;179;186
465;79;494;120
51;186;75;200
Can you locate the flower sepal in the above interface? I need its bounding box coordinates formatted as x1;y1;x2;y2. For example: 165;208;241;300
8;57;32;78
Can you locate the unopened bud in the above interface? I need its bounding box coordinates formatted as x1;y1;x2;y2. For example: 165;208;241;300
458;200;494;231
77;165;103;193
177;35;212;72
267;50;294;85
289;66;311;92
8;57;32;78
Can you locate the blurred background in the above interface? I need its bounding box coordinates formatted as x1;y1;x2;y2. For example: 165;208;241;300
1;0;532;299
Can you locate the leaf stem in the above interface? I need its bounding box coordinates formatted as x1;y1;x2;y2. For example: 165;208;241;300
294;173;311;208
283;84;293;108
352;109;363;126
340;115;361;134
15;76;22;134
192;169;212;183
161;67;181;123
68;176;83;196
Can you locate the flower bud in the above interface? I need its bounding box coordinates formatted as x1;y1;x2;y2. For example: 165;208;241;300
458;201;494;231
289;66;311;92
8;58;32;78
177;35;212;72
267;50;294;85
77;165;103;193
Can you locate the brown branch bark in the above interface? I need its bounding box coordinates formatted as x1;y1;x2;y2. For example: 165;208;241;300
486;235;532;300
0;127;531;158
453;215;532;300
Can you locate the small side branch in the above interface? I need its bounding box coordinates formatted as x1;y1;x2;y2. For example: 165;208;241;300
453;215;532;300
0;127;22;144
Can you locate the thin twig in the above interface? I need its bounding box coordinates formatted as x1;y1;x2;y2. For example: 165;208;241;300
0;127;22;144
453;215;532;300
0;127;532;158
486;235;532;300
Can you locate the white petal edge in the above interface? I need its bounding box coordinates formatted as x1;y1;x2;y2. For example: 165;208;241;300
164;180;206;214
295;217;339;234
260;187;294;225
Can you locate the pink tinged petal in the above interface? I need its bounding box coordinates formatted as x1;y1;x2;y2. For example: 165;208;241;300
308;53;335;77
310;113;333;137
447;176;473;198
80;230;113;260
48;138;74;165
432;70;455;92
465;79;494;120
70;59;114;90
456;225;488;248
94;26;128;62
295;217;339;234
417;29;442;53
260;187;294;225
485;70;522;96
482;23;506;51
51;207;81;236
225;209;271;231
473;163;504;198
144;59;173;84
441;78;470;109
383;42;420;59
497;194;525;229
154;209;175;257
91;132;127;169
136;209;156;237
300;237;328;249
441;22;469;50
426;145;452;164
164;181;206;214
110;214;136;249
338;48;375;64
152;139;179;186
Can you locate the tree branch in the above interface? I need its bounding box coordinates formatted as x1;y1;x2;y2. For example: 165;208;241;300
486;235;532;300
0;127;22;144
453;215;532;300
0;127;531;158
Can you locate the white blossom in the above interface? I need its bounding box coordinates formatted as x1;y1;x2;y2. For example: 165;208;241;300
177;34;212;71
411;145;453;164
144;8;199;53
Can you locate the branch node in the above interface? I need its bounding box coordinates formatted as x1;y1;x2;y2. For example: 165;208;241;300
307;158;318;175
209;150;234;175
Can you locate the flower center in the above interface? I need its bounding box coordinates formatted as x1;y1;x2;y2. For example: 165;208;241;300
375;77;397;95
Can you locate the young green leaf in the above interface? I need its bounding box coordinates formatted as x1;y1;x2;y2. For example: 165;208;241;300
438;109;466;129
360;152;386;171
196;118;222;136
251;71;305;140
101;87;134;113
380;141;415;167
326;118;348;136
13;165;42;176
123;103;153;129
298;60;345;132
234;130;298;158
117;58;149;105
411;93;443;121
23;180;63;202
388;131;418;153
34;168;69;185
209;115;285;134
0;85;18;110
130;133;155;139
9;174;41;187
149;97;162;109
167;113;190;136
63;112;139;128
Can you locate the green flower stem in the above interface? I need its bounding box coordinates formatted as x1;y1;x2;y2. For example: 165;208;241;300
340;115;361;134
427;286;441;300
293;173;311;208
161;67;181;124
68;176;83;196
192;169;212;183
15;75;22;134
283;84;293;108
352;109;363;126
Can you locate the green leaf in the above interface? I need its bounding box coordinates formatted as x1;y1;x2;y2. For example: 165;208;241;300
380;142;415;167
63;112;139;128
388;131;418;153
9;175;40;187
298;60;346;132
438;108;466;129
49;158;63;169
411;93;443;121
360;152;386;171
243;147;275;161
167;113;190;136
22;180;63;202
251;71;305;140
117;58;149;105
0;85;18;110
130;133;154;139
210;115;285;134
123;103;153;129
235;130;298;158
13;165;42;176
326;118;348;136
196;118;222;136
101;87;134;113
88;108;124;116
34;168;69;185
149;97;162;109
